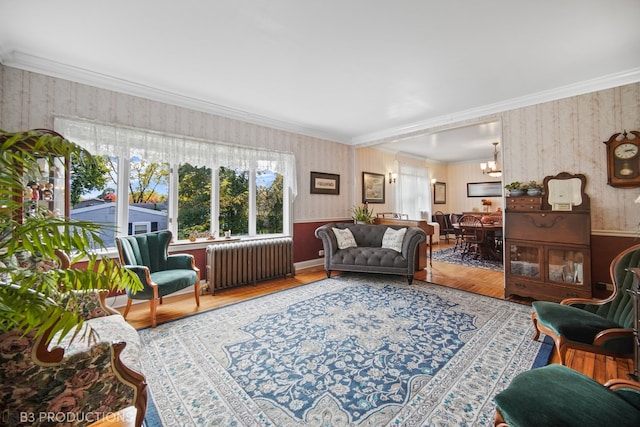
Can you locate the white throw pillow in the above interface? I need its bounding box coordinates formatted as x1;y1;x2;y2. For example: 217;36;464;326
333;227;357;249
381;227;407;252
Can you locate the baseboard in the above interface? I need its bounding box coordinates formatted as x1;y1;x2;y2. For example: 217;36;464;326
294;259;324;270
106;259;324;309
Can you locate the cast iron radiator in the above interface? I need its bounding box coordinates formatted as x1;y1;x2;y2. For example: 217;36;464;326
205;237;294;294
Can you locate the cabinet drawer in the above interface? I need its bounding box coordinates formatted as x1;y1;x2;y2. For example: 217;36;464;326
506;278;591;302
506;196;542;211
505;212;590;245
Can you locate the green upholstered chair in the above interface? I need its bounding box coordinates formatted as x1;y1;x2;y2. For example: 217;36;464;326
116;230;200;327
493;364;640;427
531;243;640;364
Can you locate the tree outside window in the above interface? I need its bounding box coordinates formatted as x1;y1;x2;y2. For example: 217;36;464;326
177;163;212;240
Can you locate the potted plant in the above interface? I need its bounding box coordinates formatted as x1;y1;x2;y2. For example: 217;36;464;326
524;180;543;196
351;203;375;224
0;129;141;344
504;181;524;197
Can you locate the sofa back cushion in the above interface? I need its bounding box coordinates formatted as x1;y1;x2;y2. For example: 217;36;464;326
333;227;357;249
333;223;406;248
381;227;407;252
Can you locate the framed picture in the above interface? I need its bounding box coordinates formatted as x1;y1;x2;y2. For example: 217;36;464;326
362;172;385;203
466;181;502;197
433;181;446;204
310;171;340;195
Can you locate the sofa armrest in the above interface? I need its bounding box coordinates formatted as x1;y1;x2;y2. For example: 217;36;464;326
401;226;427;263
315;223;339;255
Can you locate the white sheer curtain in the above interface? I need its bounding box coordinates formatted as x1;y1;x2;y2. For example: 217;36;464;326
394;162;431;220
54;117;298;198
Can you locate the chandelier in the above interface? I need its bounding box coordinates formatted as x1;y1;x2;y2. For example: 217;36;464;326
480;141;502;178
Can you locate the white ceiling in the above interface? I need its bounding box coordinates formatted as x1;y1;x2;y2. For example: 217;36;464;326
1;0;639;163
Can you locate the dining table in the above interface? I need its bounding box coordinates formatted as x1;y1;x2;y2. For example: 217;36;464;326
453;221;503;262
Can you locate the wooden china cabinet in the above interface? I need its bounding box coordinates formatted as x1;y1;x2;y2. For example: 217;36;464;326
11;129;71;222
504;172;592;302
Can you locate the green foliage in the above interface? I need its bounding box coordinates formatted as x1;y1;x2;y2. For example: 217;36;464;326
504;181;522;191
177;164;212;239
0;129;142;344
351;204;375;223
256;172;284;234
129;159;169;203
218;166;249;234
70;153;109;206
523;180;542;190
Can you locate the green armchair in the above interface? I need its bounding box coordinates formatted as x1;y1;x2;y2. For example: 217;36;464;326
531;243;640;364
493;364;640;426
116;230;200;327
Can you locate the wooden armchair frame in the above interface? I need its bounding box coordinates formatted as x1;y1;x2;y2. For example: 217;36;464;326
532;244;640;364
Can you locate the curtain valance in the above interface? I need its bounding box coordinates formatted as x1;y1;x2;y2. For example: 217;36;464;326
54;117;297;197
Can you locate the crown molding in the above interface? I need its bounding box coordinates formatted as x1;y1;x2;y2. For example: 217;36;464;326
352;67;640;145
2;49;639;147
0;49;351;144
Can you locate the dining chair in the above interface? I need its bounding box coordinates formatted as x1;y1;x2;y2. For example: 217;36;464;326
450;213;463;252
458;214;485;259
434;211;454;243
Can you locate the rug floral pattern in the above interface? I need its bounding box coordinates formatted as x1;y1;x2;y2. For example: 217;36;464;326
225;284;477;422
138;275;543;426
432;246;503;271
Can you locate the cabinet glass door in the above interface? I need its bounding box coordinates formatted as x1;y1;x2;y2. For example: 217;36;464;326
23;155;67;219
547;248;586;285
508;243;541;279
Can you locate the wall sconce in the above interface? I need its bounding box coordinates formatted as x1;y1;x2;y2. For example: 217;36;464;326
388;172;397;184
431;178;437;184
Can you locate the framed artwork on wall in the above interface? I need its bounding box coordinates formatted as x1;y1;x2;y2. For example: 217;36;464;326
310;171;340;195
362;172;385;203
433;181;446;204
466;181;502;197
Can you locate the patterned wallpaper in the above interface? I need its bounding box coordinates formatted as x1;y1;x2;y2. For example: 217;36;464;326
1;64;639;233
501;83;640;234
0;65;352;223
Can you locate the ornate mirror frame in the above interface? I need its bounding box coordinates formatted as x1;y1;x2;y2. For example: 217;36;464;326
542;172;590;211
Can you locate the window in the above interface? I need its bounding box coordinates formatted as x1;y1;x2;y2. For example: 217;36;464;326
56;118;297;248
177;163;212;240
131;222;151;234
256;169;283;234
218;166;249;236
395;162;431;220
70;154;119;249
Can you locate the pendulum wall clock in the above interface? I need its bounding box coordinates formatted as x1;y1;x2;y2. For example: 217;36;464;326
603;130;640;188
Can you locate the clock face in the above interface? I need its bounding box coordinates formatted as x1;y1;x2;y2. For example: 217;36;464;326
614;143;639;159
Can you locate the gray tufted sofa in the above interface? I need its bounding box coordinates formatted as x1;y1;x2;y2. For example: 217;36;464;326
315;222;427;284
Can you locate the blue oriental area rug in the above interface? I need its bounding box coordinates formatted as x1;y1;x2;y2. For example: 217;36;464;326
432;246;504;271
139;274;547;426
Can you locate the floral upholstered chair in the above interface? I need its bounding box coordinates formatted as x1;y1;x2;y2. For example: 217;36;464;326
0;290;147;427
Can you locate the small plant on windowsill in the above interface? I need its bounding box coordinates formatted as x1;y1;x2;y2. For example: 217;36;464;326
351;203;375;224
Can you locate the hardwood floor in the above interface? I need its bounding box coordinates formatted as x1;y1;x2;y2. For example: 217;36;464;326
118;243;633;386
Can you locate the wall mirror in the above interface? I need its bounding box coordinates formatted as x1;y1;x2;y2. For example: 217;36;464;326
542;172;589;211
